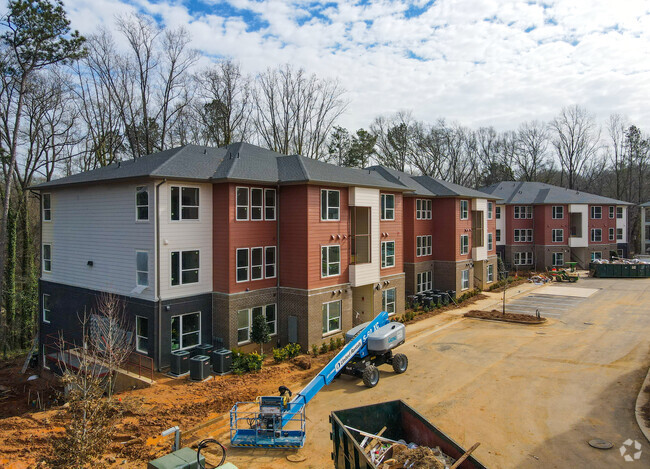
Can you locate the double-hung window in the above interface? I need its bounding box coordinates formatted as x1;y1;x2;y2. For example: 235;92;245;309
265;189;276;220
591;228;602;242
171;186;199;220
460;200;469;220
460;235;469;255
552;252;564;266
381;241;395;268
487;233;493;251
461;269;469;290
236;187;249;220
514;252;533;265
135;316;149;353
609;228;615;241
552;229;564;243
236;248;249;282
250;188;263;220
417;271;432;293
381;194;395;220
591;251;602;261
237;309;251;344
265;246;276;278
382;288;396;316
322;300;341;335
136;251;149;287
136;186;149;221
552;206;564;219
264;304;277;335
495;206;501;219
496;229;501;242
416;235;432;257
617;207;623;219
42;194;51;221
42;294;51;324
171;312;200;351
171;250;199;285
591;206;602;219
237;304;277;344
321;189;340;220
514;229;533;243
43;244;52;272
321;245;340;277
617;228;623;241
514;206;532;219
487;264;494;283
609;206;615;219
487;202;493;220
416;199;432;219
251;247;263;280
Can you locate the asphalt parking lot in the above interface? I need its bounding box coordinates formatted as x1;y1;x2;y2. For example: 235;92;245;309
227;277;650;469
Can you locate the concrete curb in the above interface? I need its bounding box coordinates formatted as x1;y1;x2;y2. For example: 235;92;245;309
635;364;650;444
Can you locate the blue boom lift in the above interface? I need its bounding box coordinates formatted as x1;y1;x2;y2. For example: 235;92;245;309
229;311;408;448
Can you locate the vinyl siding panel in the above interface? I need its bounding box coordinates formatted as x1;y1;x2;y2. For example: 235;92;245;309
40;182;155;300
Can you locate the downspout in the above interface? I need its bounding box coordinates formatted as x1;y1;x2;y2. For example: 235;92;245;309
155;179;167;371
276;183;281;346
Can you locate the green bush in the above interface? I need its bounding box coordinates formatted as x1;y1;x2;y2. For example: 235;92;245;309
329;337;336;351
231;350;265;374
335;337;344;349
245;351;264;371
320;342;329;354
272;347;289;363
286;343;301;358
311;344;319;356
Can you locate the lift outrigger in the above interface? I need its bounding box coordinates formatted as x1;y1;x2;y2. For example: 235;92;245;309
229;311;408;448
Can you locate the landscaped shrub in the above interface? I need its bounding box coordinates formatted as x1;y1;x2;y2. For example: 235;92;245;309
232;350;265;374
329;337;336;351
311;344;319;356
320;342;329;354
286;343;301;358
245;351;264;371
335;337;344;349
272;347;289;363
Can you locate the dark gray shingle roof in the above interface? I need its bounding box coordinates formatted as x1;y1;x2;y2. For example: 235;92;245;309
479;181;632;205
32;142;410;191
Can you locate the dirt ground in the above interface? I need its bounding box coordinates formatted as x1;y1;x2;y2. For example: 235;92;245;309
464;309;546;323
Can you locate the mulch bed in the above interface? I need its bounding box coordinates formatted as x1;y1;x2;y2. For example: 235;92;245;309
464;309;547;324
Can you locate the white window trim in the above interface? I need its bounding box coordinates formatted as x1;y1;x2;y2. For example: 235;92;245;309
609;228;615;241
460;200;469;220
514;252;533;265
321;189;341;221
495;206;501;219
265;246;277;279
135;316;148;353
416;235;432;257
487;233;493;251
42;294;51;324
487;202;493;220
416;199;432;220
170;249;201;287
382;288;396;316
321;244;341;278
460;234;469;255
608;206;615;219
552;206;564;219
381;240;395;268
496;229;501;242
250;247;264;281
250;187;264;221
591;228;602;242
42;193;51;222
617;228;624;241
461;269;470;291
171;311;201;351
42;243;52;273
417;271;432;293
236;247;249;283
616;207;623;219
236;187;249;221
264;304;277;337
514;206;533;219
552;252;564;266
322;300;342;336
381;193;395;221
552;229;564;243
264;188;276;221
136;250;149;287
135;186;149;222
591;206;602;219
237;308;252;345
591;251;602;261
487;264;494;283
170;185;200;221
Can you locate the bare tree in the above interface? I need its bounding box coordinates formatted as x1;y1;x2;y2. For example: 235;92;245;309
411;119;447;177
549;105;601;190
371;111;415;172
606;114;627;199
514;120;550;181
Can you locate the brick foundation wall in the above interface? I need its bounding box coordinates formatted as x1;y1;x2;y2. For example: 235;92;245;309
405;261;435;296
434;260;474;292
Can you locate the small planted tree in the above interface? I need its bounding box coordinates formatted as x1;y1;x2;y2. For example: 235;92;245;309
251;312;270;354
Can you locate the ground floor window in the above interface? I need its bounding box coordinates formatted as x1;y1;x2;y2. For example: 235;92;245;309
417;271;432;293
552;252;564;266
171;312;201;351
461;269;470;290
487;264;494;283
617;249;624;258
237;304;277;345
42;294;51;323
514;252;533;265
136;316;149;353
591;251;602;261
382;288;396;316
322;300;341;335
237;309;250;344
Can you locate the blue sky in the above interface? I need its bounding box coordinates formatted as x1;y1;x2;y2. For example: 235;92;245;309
63;0;650;131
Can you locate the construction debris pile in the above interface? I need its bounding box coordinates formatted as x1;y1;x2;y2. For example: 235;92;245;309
379;443;454;468
592;257;650;264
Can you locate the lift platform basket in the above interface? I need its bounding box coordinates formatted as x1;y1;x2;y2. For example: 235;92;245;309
230;397;306;448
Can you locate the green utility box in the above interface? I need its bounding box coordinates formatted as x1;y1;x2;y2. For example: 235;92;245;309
147;447;205;469
590;263;650;278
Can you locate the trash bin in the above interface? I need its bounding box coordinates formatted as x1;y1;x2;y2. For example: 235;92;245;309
190;355;211;381
211;349;233;375
170;350;190;376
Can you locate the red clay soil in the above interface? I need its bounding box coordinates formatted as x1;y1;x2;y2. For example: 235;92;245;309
464;309;547;324
0;351;340;468
403;294;488;325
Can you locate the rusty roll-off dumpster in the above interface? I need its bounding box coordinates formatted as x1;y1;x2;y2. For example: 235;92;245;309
330;400;487;469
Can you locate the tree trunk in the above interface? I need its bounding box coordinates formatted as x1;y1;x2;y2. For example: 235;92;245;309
4;209;16;353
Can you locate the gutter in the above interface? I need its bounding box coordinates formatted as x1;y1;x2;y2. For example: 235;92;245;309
155;178;167;371
276;182;281;347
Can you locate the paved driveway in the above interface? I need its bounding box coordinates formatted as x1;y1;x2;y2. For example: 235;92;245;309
227;277;650;469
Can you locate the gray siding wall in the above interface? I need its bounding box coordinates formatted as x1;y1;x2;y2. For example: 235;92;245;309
41;182;156;301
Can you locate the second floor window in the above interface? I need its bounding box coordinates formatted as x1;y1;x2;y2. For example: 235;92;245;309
591;228;602;242
496;229;501;242
416;235;432;256
488;233;493;250
43;244;52;272
381;194;395;220
136;186;148;220
552;229;564;243
460;234;469;255
460;200;469;220
552;206;564;219
321;189;340;220
42;194;51;221
321;245;340;277
381;241;395;268
416;199;432;219
136;251;149;286
591;206;602;219
236;248;248;282
171;186;199;220
514;229;533;242
265;246;276;278
617;228;623;240
251;247;263;280
171;250;199;285
609;228;615;241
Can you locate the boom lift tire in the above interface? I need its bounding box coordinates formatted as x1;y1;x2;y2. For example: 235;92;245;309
391;353;408;374
362;365;380;388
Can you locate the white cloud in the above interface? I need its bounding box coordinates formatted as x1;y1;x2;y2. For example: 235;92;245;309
61;0;650;132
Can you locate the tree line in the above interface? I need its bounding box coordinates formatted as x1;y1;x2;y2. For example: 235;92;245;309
0;0;648;356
